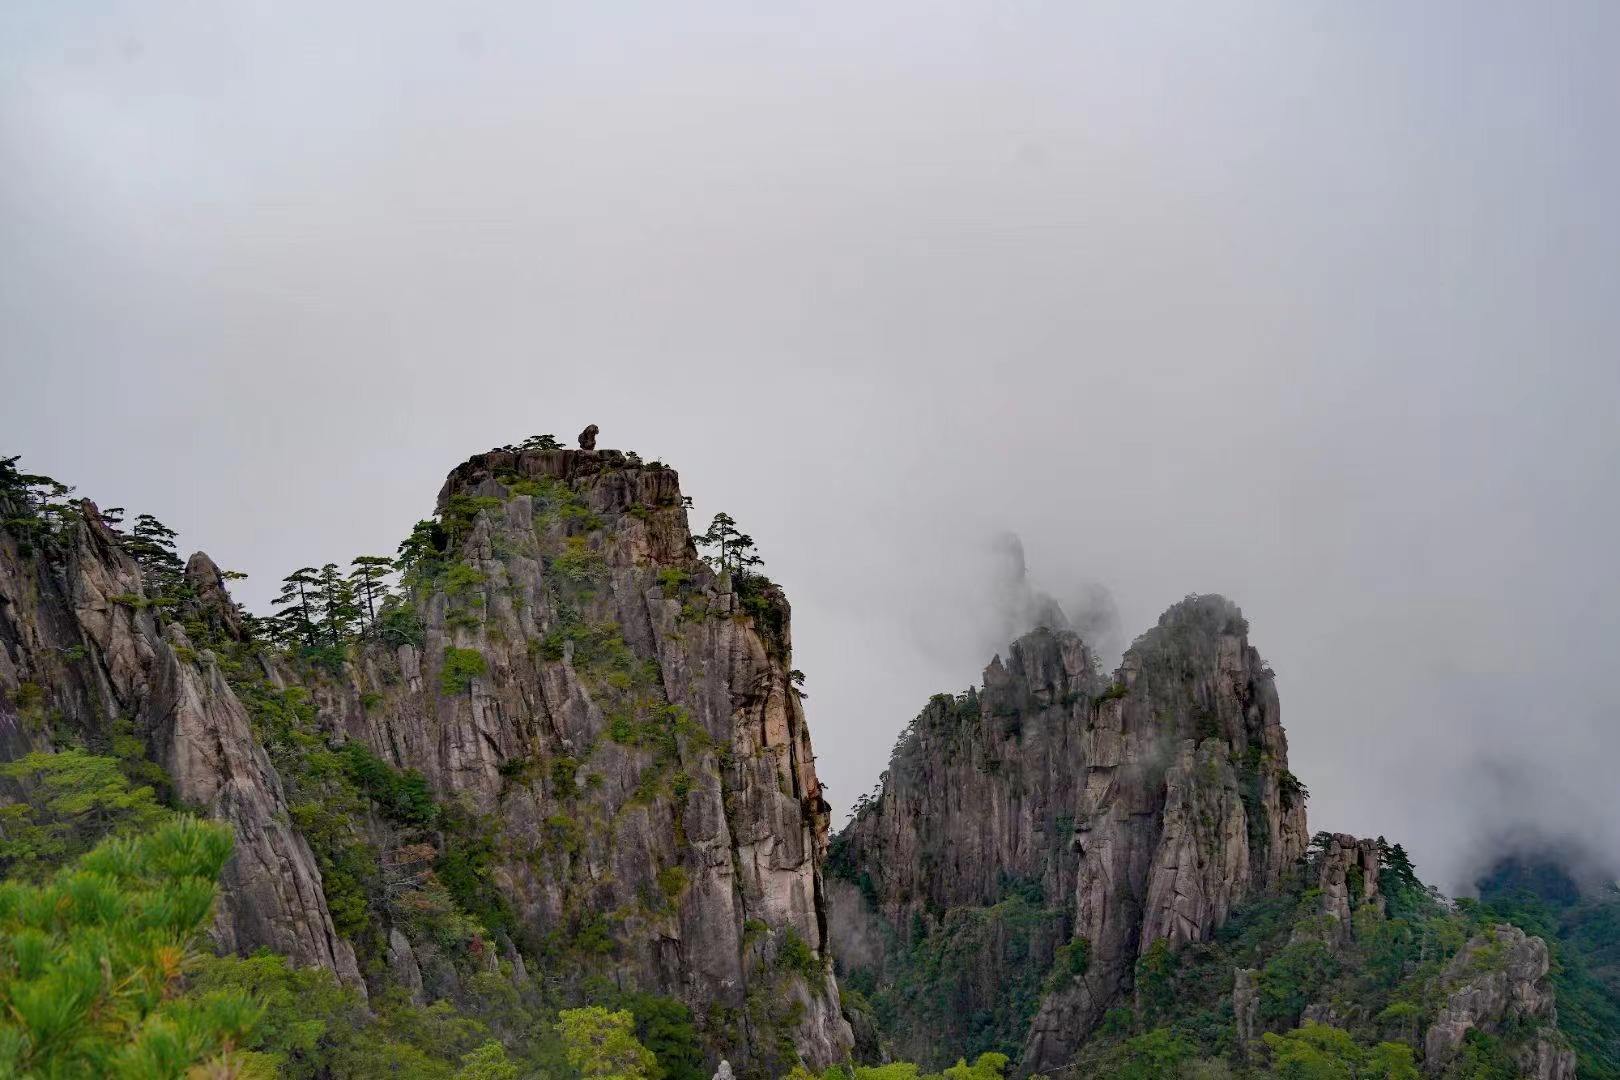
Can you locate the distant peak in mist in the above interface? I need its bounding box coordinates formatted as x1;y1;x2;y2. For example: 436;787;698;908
988;531;1122;663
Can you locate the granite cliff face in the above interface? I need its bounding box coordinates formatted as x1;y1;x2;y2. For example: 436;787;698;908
0;445;851;1074
830;596;1309;1070
319;447;852;1069
1424;925;1575;1080
0;501;362;986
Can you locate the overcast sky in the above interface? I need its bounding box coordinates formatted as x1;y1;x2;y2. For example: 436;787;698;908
4;2;1618;891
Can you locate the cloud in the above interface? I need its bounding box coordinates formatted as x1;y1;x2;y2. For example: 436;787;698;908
2;2;1618;892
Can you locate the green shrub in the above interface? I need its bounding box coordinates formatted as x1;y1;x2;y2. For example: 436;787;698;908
441;647;488;695
0;817;260;1077
339;743;437;827
377;604;425;648
657;866;689;904
777;926;823;981
0;749;172;880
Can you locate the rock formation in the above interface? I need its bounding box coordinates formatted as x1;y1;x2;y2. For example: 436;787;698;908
1424;925;1575;1080
0;501;362;987
322;446;852;1069
0;446;852;1074
831;595;1310;1072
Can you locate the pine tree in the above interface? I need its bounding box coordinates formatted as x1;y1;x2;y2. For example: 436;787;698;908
397;519;447;581
0;817;262;1077
697;513;766;580
349;555;395;629
0;455;77;553
272;568;322;648
316;563;360;646
125;513;186;599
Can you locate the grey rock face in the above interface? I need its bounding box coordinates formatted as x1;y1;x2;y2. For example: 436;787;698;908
1296;833;1384;946
1233;968;1260;1056
323;448;852;1068
0;503;361;988
388;928;426;1004
835;595;1309;1073
1423;925;1575;1080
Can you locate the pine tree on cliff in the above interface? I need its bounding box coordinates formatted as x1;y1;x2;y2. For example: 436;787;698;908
697;512;737;574
697;512;764;578
349;555;394;628
124;514;185;599
272;567;322;647
316;563;360;645
0;454;77;552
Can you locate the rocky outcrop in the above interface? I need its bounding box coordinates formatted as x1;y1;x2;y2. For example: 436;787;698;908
833;595;1309;1073
0;503;361;987
1424;925;1575;1080
1283;835;1386;952
1233;967;1260;1055
0;446;853;1073
1315;835;1380;932
314;447;851;1071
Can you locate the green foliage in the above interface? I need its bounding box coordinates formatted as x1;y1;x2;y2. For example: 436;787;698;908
378;599;426;647
1090;1028;1196;1080
1045;937;1090;989
614;993;706;1080
340;741;438;826
1259;940;1341;1023
456;1040;521;1080
0;817;260;1078
1134;939;1178;1023
657;866;689;904
558;1006;658;1080
442;646;489;695
0;454;81;555
552;536;607;586
1477;865;1620;1080
0;749;171;879
838;893;1063;1068
445;561;488;597
941;1052;1011;1080
777;926;824;981
190;951;519;1080
187;951;355;1079
1262;1023;1418;1080
696;512;763;578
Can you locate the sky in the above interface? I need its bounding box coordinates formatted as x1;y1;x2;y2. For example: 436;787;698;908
3;2;1618;892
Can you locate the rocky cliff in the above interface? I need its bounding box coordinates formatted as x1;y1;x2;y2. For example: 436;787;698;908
1424;925;1575;1080
320;447;852;1070
829;596;1309;1070
0;501;362;986
0;445;852;1075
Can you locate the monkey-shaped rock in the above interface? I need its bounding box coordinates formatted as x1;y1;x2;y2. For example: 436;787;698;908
578;424;599;451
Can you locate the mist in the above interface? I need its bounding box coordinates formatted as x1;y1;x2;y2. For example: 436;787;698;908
3;2;1618;893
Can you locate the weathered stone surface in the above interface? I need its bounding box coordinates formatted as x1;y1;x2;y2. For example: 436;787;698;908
1423;925;1575;1080
1295;833;1384;946
388;928;426;1005
834;595;1309;1073
1233;967;1260;1056
321;448;851;1069
0;503;361;988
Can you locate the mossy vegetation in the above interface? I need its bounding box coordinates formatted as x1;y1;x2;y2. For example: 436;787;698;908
441;646;488;694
